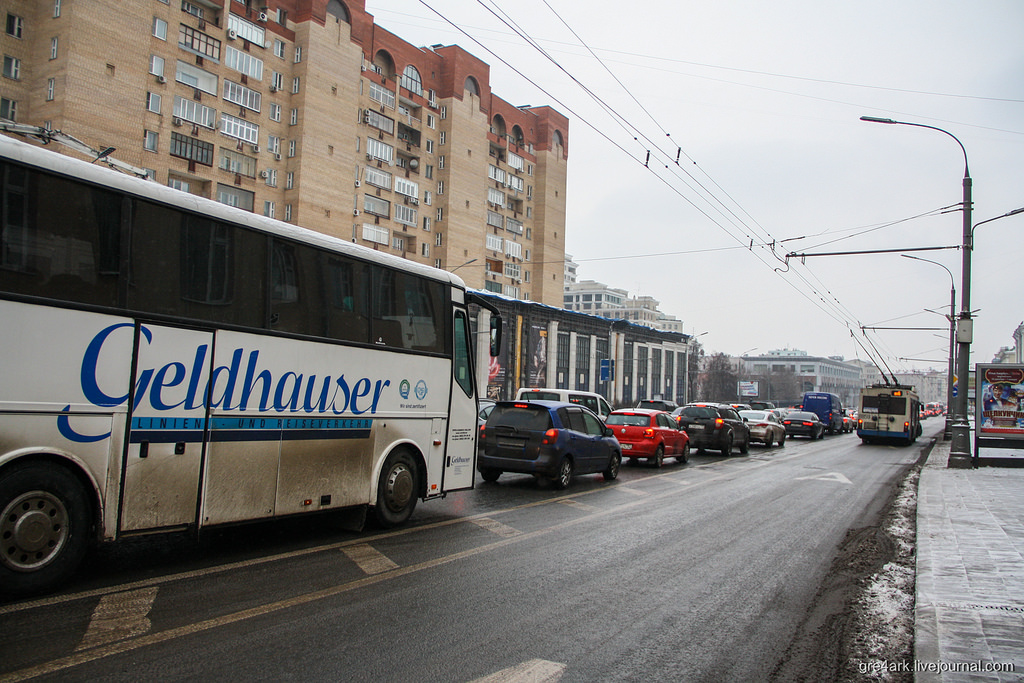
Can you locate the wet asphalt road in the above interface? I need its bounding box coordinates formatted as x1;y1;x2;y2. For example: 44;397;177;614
0;421;941;682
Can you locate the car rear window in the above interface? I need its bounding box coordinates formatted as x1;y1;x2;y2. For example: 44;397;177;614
523;391;560;401
487;405;554;431
607;413;649;427
740;411;767;420
680;406;716;419
786;412;816;421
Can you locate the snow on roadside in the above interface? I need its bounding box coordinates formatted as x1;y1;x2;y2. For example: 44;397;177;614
844;464;920;681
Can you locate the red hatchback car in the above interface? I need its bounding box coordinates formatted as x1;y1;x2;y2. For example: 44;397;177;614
606;409;690;467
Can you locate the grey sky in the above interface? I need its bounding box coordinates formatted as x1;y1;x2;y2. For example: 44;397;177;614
367;0;1024;372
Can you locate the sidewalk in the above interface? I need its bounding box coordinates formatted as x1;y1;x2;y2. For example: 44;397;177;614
915;438;1024;681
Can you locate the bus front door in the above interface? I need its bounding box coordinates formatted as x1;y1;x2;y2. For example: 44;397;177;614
443;309;477;492
120;324;213;532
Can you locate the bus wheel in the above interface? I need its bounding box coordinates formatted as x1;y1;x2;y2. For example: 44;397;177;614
480;468;501;483
374;450;419;528
0;462;91;597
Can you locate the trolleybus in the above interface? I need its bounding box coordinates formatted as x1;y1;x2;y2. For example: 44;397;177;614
0;134;499;595
856;384;922;445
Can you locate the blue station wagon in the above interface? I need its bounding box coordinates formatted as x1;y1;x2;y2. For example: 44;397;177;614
477;400;622;489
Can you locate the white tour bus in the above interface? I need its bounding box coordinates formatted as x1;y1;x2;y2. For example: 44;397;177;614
0;134;500;595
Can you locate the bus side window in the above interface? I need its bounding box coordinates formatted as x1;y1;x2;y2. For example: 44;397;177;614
0;163;121;308
270;238;327;337
325;256;369;344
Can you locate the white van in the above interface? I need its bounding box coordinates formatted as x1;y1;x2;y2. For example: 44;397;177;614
514;387;613;421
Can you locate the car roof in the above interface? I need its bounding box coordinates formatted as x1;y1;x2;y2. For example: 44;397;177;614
611;408;663;415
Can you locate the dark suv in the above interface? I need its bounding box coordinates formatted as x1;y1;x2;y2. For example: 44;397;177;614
478;400;622;489
671;403;751;455
636;398;680;412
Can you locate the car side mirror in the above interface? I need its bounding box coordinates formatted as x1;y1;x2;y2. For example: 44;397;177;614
604;426;614;437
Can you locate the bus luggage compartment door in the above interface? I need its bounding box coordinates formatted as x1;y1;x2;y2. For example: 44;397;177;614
120;324;213;532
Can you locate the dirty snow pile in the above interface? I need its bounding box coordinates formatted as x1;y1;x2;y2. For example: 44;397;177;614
845;465;920;681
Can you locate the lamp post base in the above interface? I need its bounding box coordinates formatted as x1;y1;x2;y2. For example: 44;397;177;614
943;418;952;441
948;421;973;468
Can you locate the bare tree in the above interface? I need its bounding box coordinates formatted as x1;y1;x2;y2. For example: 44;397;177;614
699;352;738;402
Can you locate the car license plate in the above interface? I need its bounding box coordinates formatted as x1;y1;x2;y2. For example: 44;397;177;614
496;437;523;449
621;444;632;450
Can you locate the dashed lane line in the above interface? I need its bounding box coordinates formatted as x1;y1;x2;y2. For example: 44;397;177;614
342;543;400;575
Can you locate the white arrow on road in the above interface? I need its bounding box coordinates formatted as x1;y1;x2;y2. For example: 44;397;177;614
470;659;567;682
796;472;853;485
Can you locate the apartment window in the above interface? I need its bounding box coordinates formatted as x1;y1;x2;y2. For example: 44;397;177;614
226;14;265;46
434;259;441;269
505;241;523;259
262;201;275;219
170;131;213;165
219;147;256;177
486;234;503;251
394;177;418;198
426;114;435;129
524;249;531;261
269;102;281;121
434;232;442;246
488;187;505;206
285;171;294;189
144;130;159;152
153;17;168;40
362;224;388;245
294;46;302;63
436;180;444;195
46;79;55;101
50;37;59;60
216;184;254;211
224;46;263;80
435;207;443;222
265;169;277;187
364;166;392;189
284;204;292;221
273;39;285;58
439;106;447;119
224;80;261;112
0;98;16;121
182;2;204;19
219;113;259;143
368;82;395;109
288;140;296;157
421;243;429;257
174;96;216;128
3;56;21;80
364;109;394;134
488;165;505;184
150;55;165;77
400;65;422;95
6;14;24;38
290;108;298;125
179;24;221;60
146;92;162;113
291;76;300;94
438;155;445;170
423;190;432;205
392;236;405;251
271;71;283;90
424;217;432;232
366;138;393;163
507;152;524;171
425;140;434;154
175;60;217;94
394;204;417;227
504;262;521;279
424;165;433;180
363;194;390;217
168;178;190;192
439;131;446;145
486;211;503;229
267;135;280;154
53;0;61;18
508;175;524;193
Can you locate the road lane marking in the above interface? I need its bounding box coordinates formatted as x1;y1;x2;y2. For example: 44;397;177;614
75;587;158;652
470;659;566;682
342;544;399;575
557;499;596;512
796;472;853;485
469;517;522;538
617;486;650;496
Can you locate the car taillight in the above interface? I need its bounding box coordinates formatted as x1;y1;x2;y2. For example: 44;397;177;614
644;428;655;438
802;421;814;427
542;428;559;445
479;424;486;439
714;418;724;429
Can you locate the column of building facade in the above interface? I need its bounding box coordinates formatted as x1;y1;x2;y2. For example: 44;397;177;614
567;331;578;390
546;320;558;389
588;333;598;394
613;330;625;406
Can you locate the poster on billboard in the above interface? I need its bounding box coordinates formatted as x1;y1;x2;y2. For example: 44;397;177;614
527;323;548;388
738;381;759;398
975;364;1024;438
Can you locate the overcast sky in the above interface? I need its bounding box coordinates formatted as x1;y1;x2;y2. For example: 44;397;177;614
365;0;1024;374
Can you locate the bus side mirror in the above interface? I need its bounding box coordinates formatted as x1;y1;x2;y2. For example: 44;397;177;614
489;315;502;357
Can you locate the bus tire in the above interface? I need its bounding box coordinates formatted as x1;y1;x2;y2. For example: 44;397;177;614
0;462;91;597
480;468;501;483
373;450;419;528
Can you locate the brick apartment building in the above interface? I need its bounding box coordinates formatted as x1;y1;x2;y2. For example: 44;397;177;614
0;0;568;306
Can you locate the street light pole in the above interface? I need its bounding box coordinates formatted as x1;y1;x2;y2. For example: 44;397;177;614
861;116;973;467
902;254;955;440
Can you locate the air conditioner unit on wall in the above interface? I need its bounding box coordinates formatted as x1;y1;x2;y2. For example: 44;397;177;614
260;170;268;179
227;28;237;40
353;209;360;216
156;75;167;84
258;12;269;22
252;145;260;153
354;180;361;187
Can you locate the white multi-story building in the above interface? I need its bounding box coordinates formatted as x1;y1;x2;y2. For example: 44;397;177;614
738;349;865;407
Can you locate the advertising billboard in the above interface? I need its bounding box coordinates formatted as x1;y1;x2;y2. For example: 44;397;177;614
975;364;1024;438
